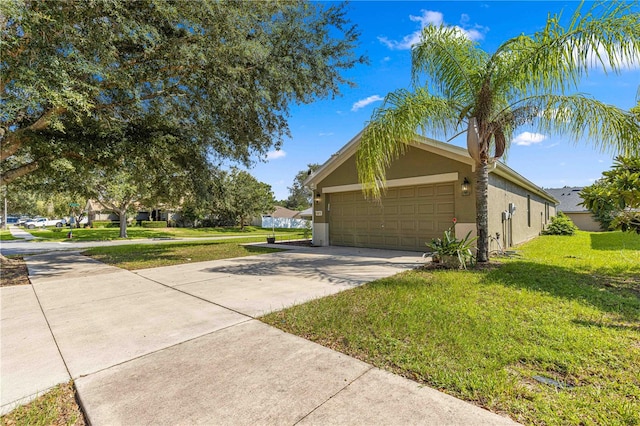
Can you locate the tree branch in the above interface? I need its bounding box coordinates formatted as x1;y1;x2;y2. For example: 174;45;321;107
0;162;40;186
1;106;67;161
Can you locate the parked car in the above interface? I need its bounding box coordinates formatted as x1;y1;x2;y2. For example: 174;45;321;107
24;217;67;229
17;216;32;226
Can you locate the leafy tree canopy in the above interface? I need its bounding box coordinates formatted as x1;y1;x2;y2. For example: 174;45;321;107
0;0;366;184
580;156;640;233
284;163;320;210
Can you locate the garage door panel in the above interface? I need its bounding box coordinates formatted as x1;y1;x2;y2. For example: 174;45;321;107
437;202;455;215
436;184;455;196
399;188;415;198
417;186;434;197
399;204;415;215
329;183;455;251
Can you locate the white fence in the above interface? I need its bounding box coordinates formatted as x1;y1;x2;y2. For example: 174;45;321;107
261;216;310;229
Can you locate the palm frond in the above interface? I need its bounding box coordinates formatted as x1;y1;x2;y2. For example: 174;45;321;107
492;1;640;98
357;88;461;198
411;25;488;103
514;93;640;156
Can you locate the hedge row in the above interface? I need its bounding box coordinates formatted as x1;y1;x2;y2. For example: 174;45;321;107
92;221;119;228
141;221;167;228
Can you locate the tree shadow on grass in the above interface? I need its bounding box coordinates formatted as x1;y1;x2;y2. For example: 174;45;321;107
590;232;640;251
481;261;640;322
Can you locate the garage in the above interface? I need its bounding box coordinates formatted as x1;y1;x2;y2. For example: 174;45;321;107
328;183;455;251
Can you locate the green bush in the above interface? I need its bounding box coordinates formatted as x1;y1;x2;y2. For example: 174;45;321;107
543;212;578;235
92;221;118;228
141;220;167;228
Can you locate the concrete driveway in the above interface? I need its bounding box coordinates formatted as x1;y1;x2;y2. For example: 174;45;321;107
1;245;517;425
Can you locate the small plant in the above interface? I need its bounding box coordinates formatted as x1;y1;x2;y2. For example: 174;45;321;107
426;218;477;269
543;212;578;235
303;221;312;240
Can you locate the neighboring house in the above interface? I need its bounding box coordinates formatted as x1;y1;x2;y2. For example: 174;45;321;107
305;131;558;252
84;200;119;224
254;206;310;229
545;187;601;231
296;207;313;220
84;200;181;226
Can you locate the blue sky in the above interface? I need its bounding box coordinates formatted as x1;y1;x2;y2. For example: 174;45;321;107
243;1;640;201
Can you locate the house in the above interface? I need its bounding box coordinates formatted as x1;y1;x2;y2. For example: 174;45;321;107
304;131;558;252
253;206;310;229
545;187;601;231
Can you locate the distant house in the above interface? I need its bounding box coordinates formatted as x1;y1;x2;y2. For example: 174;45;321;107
545;187;601;231
254;206;310;229
84;200;118;224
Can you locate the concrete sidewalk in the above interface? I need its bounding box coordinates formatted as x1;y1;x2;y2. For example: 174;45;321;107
1;247;518;424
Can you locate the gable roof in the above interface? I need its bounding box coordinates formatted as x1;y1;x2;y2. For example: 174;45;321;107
305;130;558;204
265;206;301;219
544;187;588;213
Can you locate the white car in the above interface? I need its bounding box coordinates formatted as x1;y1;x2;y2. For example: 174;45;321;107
24;217;66;229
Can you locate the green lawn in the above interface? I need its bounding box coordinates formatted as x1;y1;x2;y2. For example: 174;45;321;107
83;238;284;269
262;231;640;425
0;229;17;240
26;226;306;242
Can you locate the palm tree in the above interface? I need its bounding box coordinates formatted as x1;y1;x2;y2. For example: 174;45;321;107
357;1;640;262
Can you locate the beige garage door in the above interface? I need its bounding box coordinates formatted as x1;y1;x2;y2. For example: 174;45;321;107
328;183;455;251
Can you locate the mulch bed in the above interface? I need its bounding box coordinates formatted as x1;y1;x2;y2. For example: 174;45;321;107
0;255;31;287
418;260;503;271
275;239;313;247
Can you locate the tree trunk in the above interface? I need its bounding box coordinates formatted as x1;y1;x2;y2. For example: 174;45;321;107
475;161;490;263
118;209;128;238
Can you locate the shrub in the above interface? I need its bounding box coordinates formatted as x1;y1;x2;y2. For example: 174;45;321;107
92;221;117;228
543;212;578;235
426;218;477;269
141;220;167;228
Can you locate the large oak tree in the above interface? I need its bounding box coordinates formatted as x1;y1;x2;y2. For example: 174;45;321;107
1;0;366;184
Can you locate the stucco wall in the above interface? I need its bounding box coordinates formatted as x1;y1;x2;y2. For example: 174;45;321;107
566;212;602;232
488;173;556;249
314;145;476;225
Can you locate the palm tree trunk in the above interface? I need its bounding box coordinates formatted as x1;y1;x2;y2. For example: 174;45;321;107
475;161;490;262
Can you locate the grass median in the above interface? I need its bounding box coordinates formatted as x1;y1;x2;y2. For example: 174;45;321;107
25;226;306;242
82;237;285;270
262;231;640;425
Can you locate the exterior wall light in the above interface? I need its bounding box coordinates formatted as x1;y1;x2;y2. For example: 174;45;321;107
315;193;322;203
461;177;471;196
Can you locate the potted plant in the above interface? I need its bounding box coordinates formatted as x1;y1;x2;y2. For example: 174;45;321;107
426;218;477;269
266;219;276;244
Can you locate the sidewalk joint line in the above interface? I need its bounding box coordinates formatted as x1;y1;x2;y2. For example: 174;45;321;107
134;274;256;320
29;284;73;380
293;365;374;425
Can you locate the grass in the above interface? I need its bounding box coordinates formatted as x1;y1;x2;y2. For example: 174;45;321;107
262;231;640;426
0;229;18;240
83;238;284;269
25;226;306;242
0;381;85;426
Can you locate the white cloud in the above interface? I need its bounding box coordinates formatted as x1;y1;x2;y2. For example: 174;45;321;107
351;95;384;112
266;150;286;160
512;132;547;146
410;10;444;27
378;10;487;50
581;44;640;71
318;132;334;137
